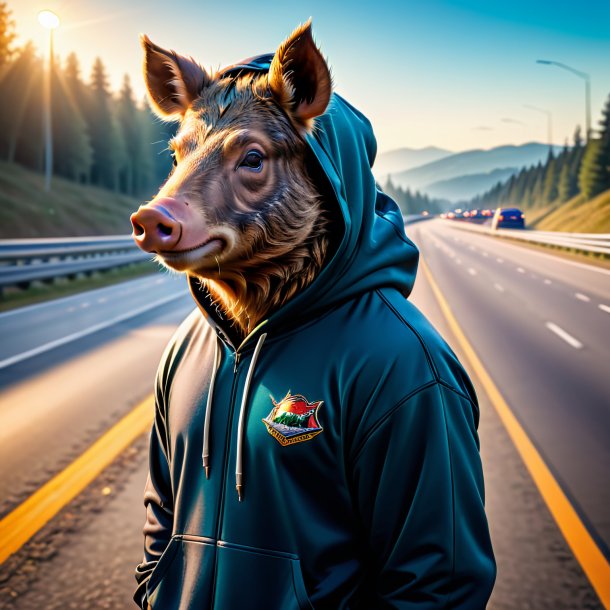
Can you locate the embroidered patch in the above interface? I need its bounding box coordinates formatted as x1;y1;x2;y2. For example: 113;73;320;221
263;392;324;446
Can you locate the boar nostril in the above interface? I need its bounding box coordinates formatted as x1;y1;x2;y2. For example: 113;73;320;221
157;222;173;237
133;222;144;237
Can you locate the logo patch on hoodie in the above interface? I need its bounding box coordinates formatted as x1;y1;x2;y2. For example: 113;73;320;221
263;392;323;446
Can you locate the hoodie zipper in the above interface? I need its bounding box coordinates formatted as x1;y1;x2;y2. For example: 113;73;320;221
209;348;242;608
206;324;268;608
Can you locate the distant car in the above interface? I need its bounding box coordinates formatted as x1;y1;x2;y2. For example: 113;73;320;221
491;207;525;230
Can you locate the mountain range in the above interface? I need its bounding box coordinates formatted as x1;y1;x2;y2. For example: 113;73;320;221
373;146;453;176
375;142;560;202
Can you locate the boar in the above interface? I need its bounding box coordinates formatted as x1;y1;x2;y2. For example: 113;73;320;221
132;22;495;610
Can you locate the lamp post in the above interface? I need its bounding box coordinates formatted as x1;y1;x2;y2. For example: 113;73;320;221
38;10;60;192
524;104;553;148
536;59;591;142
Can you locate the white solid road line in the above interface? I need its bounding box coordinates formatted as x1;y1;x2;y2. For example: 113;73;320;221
0;293;185;370
599;304;610;314
0;275;164;321
494;283;505;292
575;293;591;302
545;322;583;350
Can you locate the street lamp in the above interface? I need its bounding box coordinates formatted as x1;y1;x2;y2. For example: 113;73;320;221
524;104;553;148
536;59;591;142
38;10;60;192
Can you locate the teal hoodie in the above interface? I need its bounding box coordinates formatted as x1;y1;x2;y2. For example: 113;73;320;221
134;55;495;609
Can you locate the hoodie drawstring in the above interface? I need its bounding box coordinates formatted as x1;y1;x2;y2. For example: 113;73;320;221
202;339;221;478
235;332;267;502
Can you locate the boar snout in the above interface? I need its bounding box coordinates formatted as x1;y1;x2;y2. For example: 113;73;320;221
131;203;182;253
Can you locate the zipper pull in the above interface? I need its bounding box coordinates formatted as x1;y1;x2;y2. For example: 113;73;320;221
233;352;240;373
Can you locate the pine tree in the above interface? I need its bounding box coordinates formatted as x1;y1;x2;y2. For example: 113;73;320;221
578;138;604;200
595;92;610;193
530;163;545;207
0;43;39;162
0;2;16;69
541;149;558;205
86;57;127;190
51;60;93;181
117;74;147;195
556;144;569;203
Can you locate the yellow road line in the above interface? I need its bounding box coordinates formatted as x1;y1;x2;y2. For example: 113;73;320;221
0;396;154;564
421;258;610;608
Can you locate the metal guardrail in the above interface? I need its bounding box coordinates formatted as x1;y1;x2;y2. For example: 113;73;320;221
0;235;149;291
447;221;610;255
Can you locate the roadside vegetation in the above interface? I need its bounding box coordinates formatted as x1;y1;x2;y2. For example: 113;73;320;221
0;2;174;239
533;190;610;233
0;160;142;237
471;93;610;234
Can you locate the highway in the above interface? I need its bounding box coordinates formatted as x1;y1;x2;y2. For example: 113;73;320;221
0;231;607;609
0;274;194;518
407;219;610;564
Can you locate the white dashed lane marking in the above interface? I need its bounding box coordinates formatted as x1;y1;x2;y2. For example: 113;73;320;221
468;268;477;276
517;267;525;274
575;293;591;302
497;258;503;263
494;283;505;293
545;322;583;350
599;304;610;314
544;279;552;285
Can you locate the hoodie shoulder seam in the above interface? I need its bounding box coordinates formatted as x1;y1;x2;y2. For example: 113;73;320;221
375;289;440;381
350;380;439;463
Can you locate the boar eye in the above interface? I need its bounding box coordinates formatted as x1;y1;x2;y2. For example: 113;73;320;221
171;152;177;168
238;150;263;172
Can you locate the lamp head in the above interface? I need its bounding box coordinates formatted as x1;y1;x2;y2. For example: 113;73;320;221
38;10;60;30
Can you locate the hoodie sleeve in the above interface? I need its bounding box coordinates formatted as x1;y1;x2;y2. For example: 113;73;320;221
133;384;174;609
350;382;496;609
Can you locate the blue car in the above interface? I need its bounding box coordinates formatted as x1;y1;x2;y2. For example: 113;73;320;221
492;207;525;230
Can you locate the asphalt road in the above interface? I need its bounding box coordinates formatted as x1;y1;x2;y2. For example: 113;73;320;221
407;219;610;562
0;236;607;609
0;273;194;518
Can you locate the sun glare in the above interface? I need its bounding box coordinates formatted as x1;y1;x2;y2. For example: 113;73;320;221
37;10;60;30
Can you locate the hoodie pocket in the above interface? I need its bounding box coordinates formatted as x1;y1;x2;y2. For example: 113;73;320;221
147;535;216;609
214;541;314;610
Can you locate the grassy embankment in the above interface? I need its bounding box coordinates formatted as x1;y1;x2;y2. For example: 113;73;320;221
0;161;160;309
530;189;610;234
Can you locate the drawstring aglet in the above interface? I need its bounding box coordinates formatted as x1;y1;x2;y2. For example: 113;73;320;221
203;456;210;479
236;485;243;502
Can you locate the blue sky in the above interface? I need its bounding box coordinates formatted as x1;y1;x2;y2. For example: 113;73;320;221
13;0;610;153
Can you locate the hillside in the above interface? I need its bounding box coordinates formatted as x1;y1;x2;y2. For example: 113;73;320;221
389;142;559;193
374;146;452;176
530;189;610;233
423;167;518;202
0;162;146;238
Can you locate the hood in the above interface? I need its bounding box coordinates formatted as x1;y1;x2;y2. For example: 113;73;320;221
190;54;419;346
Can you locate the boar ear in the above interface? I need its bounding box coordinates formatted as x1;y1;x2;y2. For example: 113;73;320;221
268;21;332;129
140;34;209;120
